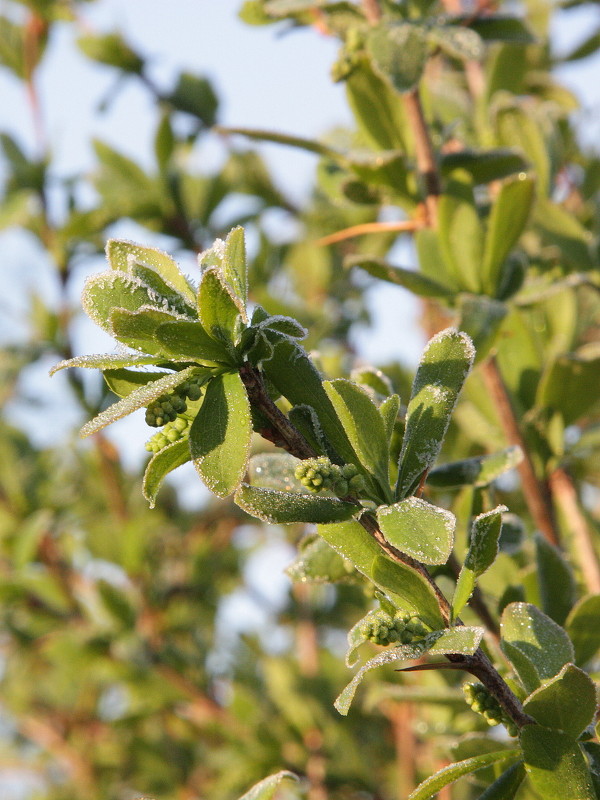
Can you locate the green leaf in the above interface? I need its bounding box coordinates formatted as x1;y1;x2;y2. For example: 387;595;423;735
452;506;506;619
168;72;218;126
533;199;595;269
535;535;576;626
237;771;298;800
406;750;521;800
142;439;191;508
110;308;179;355
537;349;600;425
520;727;596;800
475;762;526;800
456;294;508;363
482;175;534;296
286;535;353;584
377;498;455;565
198;268;243;347
438;182;485;294
367;22;428;94
566;595;600;665
82;272;164;336
380;394;400;444
317;522;444;629
427;446;523;488
396;328;475;498
495;107;550;196
49;353;169;376
346;255;454;298
77;32;144;73
222;227;248;318
260;336;358;468
80;367;197;438
440;149;528;184
523;664;597;739
428;25;483;61
155;320;232;365
216;125;345;163
458;15;534;43
235;484;360;524
103;368;174;398
324;379;391;494
500;602;575;693
190;371;251;497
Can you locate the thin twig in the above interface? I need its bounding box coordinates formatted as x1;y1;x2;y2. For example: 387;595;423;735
482;358;560;546
402;90;440;228
315;219;424;247
549;467;600;593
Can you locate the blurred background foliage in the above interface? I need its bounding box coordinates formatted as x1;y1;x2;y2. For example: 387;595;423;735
0;0;599;798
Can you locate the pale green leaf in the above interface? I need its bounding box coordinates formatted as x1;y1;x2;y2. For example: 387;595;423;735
482;176;534;296
197;268;243;346
396;328;475;498
406;750;521;800
566;595;600;665
105;238;195;303
103;368;175;398
49;353;169;376
82;272;165;335
156;319;232;364
465;505;506;576
379;394;400;443
367;22;428;94
235;484;360;524
109;307;179;355
238;771;298;800
535;535;576;625
428;25;484;61
520;727;596;800
222;226;248;318
456;294;508;363
286;535;353;584
428;446;522;488
190;371;251;497
80;367;196;438
377;497;455;565
523;664;597;739
438;186;485;294
143;439;191;508
346;256;454;298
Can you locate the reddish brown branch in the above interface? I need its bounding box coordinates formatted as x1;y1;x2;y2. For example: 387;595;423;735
482;358;560;546
402;90;441;228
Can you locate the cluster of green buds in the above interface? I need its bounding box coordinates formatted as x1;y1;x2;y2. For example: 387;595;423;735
145;416;191;453
360;611;429;646
145;375;205;427
463;682;518;737
294;457;364;496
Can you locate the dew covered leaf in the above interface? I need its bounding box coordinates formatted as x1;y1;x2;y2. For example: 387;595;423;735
155;320;233;364
237;771;298;800
522;663;597;739
105;238;195;304
221;226;248;319
248;453;304;492
520;727;597;800
452;505;506;619
197;268;244;346
143;439;191;508
82;272;167;336
324;378;391;494
377;497;455;565
396;328;475;499
235;484;360;524
500;602;574;693
109;307;180;355
103;368;177;398
427;446;522;488
335;626;483;715
190;371;251;498
406;749;522;800
80;366;197;438
49;353;170;376
367;21;428;94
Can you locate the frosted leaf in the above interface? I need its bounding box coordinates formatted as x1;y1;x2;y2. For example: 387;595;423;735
238;771;298;800
106;238;195;303
80;366;196;438
377;497;456;565
235;484;360;524
50;353;168;376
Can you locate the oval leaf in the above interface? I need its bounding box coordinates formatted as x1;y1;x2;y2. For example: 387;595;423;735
523;663;597;740
520;727;597;800
377;497;456;565
235;484;360;524
143;438;191;508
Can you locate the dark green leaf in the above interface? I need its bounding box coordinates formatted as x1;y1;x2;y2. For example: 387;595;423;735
77;32;144;73
535;535;576;625
156;320;232;364
190;371;251;497
440;150;528;184
520;727;596;800
103;368;174;398
523;664;597;739
142;438;192;508
475;762;526;800
427;446;523;488
198;268;243;347
168;72;218;126
109;308;178;355
396;328;475;498
566;595;600;665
